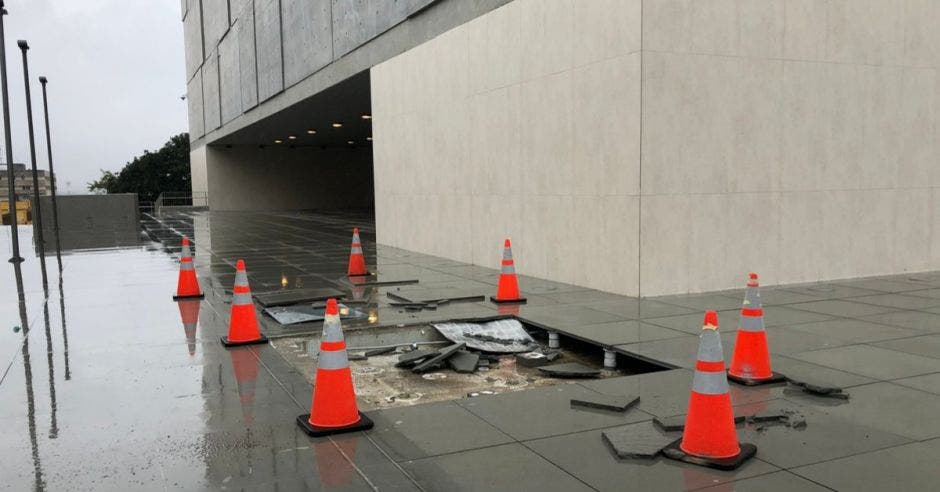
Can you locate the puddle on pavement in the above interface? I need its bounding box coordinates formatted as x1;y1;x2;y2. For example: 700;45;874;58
272;323;641;410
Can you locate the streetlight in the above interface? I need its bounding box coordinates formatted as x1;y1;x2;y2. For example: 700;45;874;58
0;2;23;263
18;39;47;289
39;76;62;271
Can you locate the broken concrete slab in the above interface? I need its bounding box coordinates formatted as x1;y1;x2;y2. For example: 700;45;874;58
412;343;466;373
602;421;675;459
447;350;480;373
538;362;601;378
571;395;640;413
789;378;851;399
365;346;396;357
348;353;367;361
395;349;437;368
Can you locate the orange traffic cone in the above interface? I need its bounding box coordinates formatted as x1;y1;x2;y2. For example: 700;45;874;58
490;238;526;304
663;311;756;470
347;228;369;277
173;236;204;300
729;273;786;385
221;260;268;347
297;298;373;436
177;299;200;356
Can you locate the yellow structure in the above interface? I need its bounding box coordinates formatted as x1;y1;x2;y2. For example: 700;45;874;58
1;199;31;225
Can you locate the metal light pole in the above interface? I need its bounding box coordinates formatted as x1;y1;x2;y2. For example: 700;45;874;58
39;76;61;271
18;40;47;288
0;2;22;263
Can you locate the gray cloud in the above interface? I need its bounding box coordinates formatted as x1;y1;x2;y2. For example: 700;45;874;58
2;0;187;194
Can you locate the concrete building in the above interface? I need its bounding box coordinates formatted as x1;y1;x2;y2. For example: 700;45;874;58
183;0;940;297
1;163;53;199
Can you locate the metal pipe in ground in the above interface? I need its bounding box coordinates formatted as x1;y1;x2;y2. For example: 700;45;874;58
0;4;23;263
548;331;560;349
18;39;47;289
38;76;61;271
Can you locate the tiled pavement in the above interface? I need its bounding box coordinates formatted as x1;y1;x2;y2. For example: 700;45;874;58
2;210;940;490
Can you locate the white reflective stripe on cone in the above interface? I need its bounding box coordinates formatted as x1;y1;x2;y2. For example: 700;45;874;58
503;247;513;259
322;315;345;342
501;264;516;274
318;349;349;370
232;292;253;305
696;330;724;362
234;270;248;286
743;288;761;307
180;262;195;271
350;246;363;254
692;370;730;395
739;315;764;332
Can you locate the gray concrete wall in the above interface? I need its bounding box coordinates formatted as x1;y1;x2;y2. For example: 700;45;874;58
372;0;940;297
182;0;512;144
202;146;374;211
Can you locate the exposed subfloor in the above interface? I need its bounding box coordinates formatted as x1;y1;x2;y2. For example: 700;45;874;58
3;210;940;490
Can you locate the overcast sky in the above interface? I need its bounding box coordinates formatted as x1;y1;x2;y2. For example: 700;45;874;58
2;0;187;194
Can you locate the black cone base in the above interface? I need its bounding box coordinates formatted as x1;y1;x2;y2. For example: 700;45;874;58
347;272;371;278
296;412;374;437
221;334;269;347
727;371;787;386
490;296;527;304
662;439;757;471
173;292;205;301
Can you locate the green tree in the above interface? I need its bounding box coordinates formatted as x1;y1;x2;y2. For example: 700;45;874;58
88;133;190;202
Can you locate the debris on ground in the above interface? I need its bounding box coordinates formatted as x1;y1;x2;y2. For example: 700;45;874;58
602;422;675;459
571;394;639;413
538;362;601;378
395;348;438;368
412;343;466;373
364;346;396;357
347;353;368;361
745;411;788;423
388;288;485;304
515;349;563;367
433;319;536;353
787;378;851;399
447;350;480;373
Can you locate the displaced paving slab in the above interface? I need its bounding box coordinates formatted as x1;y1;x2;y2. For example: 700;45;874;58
654;413;747;432
571;394;640;413
413;343;466;373
602;421;675;458
253;288;345;307
395;348;438;368
447;350;480;373
388;287;485;304
539;362;601;378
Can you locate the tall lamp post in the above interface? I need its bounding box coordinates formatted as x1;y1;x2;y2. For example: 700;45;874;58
18;40;47;289
39;76;61;271
0;2;22;263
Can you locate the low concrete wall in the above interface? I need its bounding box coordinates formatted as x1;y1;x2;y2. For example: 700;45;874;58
203;146;374;211
38;194;140;250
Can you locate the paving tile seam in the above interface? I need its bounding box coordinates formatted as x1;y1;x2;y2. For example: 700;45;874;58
515;440;603;492
686;469;826;492
785;439;926;479
362;433;427;492
882;372;940;395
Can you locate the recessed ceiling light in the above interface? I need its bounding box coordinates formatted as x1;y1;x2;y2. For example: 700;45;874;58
361;114;371;120
347;140;355;145
306;129;316;135
332;122;343;128
288;135;296;140
366;136;373;141
274;139;283;144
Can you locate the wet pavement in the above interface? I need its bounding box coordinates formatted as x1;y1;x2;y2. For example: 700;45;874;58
2;210;940;490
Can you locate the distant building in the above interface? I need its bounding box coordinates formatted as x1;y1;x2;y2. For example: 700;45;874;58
0;163;53;199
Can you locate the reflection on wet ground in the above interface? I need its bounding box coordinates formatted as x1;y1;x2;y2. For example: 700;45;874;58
3;211;940;490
